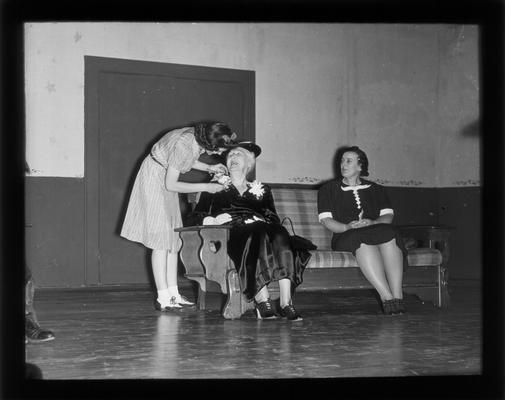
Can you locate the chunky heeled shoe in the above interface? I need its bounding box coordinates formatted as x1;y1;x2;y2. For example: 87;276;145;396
393;298;406;314
381;299;396;315
255;299;277;320
279;304;303;321
155;296;182;311
175;295;195;307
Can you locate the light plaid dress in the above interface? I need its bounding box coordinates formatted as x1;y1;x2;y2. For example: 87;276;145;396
120;127;203;251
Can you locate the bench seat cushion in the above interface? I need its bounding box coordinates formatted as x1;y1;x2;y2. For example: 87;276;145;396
306;247;442;269
307;250;358;268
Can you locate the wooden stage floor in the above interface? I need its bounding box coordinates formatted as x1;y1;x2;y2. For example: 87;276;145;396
26;282;481;380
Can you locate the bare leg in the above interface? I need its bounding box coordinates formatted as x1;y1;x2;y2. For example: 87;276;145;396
378;239;404;299
164;250;195;306
254;286;270;303
151;249;168;290
279;279;292;308
278;279;302;320
355;244;393;301
253;285;277;319
152;249;185;308
165;251;178;287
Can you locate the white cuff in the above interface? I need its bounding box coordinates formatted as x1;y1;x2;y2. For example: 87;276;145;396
244;216;264;224
318;212;333;222
380;208;394;216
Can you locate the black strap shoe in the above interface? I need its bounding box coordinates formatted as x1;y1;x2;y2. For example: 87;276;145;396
255;299;277;319
381;299;396;315
393;298;406;314
279;304;303;321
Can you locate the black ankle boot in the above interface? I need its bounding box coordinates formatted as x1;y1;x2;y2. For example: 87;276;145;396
26;314;55;343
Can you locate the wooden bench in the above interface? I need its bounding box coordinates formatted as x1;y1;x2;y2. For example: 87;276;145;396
176;184;450;319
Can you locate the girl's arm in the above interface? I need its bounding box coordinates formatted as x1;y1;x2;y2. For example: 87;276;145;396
320;218;352;233
357;213;394;227
192;160;228;175
164;166;224;194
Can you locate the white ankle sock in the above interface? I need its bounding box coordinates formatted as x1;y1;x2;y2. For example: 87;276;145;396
157;289;171;306
167;285;179;299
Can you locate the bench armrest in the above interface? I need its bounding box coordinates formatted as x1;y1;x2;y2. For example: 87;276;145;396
175;225;232;232
398;225;452;267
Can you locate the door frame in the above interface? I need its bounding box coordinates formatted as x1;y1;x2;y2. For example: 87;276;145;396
84;56;255;286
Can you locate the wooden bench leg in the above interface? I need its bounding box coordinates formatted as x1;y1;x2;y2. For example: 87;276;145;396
403;265;450;308
222;270;244;319
197;285;206;310
403;285;450;308
439;265;450;308
439;281;450;308
404;287;440;307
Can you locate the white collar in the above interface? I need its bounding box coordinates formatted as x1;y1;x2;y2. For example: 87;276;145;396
340;183;371;191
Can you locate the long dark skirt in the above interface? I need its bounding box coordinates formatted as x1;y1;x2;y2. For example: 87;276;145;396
331;223;408;270
227;222;310;301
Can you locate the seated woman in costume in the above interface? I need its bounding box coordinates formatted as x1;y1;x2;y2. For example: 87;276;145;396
188;142;310;321
317;146;408;315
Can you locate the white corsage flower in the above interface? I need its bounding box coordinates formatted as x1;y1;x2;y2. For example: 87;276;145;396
244;216;264;224
211;172;232;190
248;180;265;199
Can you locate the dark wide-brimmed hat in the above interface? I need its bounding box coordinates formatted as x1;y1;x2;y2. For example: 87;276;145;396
225;141;262;157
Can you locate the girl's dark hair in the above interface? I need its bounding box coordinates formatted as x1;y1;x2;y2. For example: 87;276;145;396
341;146;369;176
194;121;233;151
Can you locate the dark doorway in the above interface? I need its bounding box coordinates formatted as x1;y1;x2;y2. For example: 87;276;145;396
85;56;255;285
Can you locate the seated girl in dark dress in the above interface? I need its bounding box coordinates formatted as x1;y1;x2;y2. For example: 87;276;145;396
188;142;310;321
317;146;408;315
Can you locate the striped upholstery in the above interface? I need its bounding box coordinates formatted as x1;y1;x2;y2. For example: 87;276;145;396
306;250;358;269
304;248;442;269
273;188;332;250
271;187;442;269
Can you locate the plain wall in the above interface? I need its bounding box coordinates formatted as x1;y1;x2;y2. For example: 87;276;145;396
25;23;479;187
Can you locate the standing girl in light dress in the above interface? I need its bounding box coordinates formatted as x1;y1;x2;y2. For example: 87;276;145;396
121;121;236;311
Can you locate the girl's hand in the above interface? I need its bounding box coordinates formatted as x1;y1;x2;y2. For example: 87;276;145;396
208;163;228;175
357;218;374;227
346;220;361;230
347;219;374;230
205;183;226;193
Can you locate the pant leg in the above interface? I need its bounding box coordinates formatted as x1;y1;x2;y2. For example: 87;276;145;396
25;266;37;320
26;265;32;285
25;266;55;342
